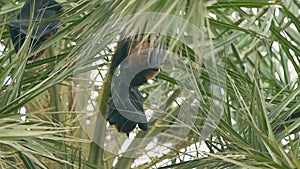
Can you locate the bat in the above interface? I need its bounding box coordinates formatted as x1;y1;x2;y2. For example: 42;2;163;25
9;0;62;59
107;35;165;136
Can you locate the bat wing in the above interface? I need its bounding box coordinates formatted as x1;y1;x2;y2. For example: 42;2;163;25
130;87;148;130
109;40;131;75
17;0;62;21
9;18;60;40
107;81;148;136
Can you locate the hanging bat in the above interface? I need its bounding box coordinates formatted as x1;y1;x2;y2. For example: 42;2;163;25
9;0;62;59
107;35;165;136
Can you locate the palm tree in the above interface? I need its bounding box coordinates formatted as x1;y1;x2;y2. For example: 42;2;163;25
0;0;299;168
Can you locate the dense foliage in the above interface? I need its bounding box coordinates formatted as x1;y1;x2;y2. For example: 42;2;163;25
0;0;299;168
